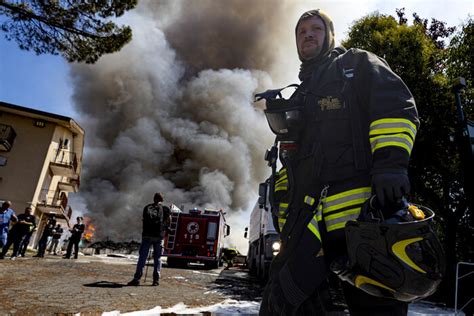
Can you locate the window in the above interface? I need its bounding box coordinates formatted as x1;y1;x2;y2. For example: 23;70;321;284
207;222;217;240
0;124;16;152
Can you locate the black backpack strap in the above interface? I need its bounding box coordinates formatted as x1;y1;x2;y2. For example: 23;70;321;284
339;51;370;171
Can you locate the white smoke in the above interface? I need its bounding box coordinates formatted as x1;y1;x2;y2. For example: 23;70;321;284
69;1;287;251
68;0;384;252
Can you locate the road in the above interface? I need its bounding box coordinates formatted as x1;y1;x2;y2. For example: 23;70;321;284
0;253;263;315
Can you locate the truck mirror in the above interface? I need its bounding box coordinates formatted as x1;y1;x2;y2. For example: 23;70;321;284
225;224;231;237
258;182;267;208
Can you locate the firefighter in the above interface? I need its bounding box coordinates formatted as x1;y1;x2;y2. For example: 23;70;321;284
222;247;240;268
127;192;171;286
257;9;420;316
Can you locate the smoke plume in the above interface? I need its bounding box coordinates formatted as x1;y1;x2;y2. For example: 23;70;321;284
70;0;301;249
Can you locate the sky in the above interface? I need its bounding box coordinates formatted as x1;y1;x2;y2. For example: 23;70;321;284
0;0;472;252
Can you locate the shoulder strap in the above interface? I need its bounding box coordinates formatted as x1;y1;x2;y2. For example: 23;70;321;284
338;50;370;171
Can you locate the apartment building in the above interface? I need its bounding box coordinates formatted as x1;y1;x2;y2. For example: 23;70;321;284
0;101;84;246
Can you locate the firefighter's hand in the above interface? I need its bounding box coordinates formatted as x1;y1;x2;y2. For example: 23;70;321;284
372;173;410;207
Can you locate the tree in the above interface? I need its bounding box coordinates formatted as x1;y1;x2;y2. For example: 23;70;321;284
447;18;473;115
342;10;473;308
0;0;137;63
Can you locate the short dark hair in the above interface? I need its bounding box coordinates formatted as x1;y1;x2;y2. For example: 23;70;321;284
154;192;164;203
77;216;83;221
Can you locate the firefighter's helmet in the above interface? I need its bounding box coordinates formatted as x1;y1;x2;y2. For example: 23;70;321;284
332;196;445;302
254;84;304;142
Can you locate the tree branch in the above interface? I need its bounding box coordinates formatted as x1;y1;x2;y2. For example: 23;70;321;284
0;1;108;39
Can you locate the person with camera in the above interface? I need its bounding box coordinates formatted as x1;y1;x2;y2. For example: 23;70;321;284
127;192;171;286
64;217;85;259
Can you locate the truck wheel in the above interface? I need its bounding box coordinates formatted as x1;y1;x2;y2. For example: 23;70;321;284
167;258;188;268
249;258;257;276
167;257;177;268
204;260;219;269
258;255;267;283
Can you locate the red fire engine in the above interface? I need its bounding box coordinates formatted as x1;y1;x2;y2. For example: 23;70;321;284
163;206;230;269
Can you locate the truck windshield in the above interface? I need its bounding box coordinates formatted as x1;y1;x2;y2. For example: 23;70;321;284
207;222;217;240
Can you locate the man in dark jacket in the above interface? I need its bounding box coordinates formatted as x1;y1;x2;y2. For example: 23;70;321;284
0;206;36;260
259;9;419;316
128;192;171;286
64;216;85;259
48;224;64;255
35;215;56;258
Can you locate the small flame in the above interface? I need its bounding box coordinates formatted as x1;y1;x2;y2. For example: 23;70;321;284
82;217;96;242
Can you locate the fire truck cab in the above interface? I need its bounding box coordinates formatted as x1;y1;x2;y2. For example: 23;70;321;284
163;206;230;269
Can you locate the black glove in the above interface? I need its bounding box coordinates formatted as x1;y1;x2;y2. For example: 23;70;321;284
371;173;410;206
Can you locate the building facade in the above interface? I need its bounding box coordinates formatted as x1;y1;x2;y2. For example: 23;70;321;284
0;101;84;246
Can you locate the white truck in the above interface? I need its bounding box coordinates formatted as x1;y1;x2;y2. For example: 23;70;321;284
245;180;280;281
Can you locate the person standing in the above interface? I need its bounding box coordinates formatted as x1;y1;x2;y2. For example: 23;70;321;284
19;225;35;257
48;224;64;255
0;207;36;260
127;192;171;286
64;217;85;259
257;9;419;316
0;201;17;250
35;216;56;258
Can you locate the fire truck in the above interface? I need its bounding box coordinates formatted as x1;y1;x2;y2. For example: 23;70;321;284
163;206;230;269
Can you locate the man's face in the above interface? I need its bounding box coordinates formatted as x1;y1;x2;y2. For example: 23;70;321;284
296;16;326;61
25;208;32;215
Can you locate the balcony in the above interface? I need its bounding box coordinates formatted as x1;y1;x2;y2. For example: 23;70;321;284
58;176;80;192
0;123;16;151
49;149;78;178
36;189;69;220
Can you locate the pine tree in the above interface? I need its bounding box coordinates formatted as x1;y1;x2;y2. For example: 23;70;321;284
0;0;137;63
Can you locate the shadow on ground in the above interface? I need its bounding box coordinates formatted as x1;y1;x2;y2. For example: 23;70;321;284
208;268;265;302
83;281;125;288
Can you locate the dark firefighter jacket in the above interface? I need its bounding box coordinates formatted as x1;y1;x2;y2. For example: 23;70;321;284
271;47;420;305
142;203;171;239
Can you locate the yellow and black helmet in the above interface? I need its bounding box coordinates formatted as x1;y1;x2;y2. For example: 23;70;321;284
332;197;445;302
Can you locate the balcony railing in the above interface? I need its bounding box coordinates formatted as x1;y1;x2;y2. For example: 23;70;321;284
36;189;70;220
49;149;78;177
58;175;80;192
0;123;16;152
38;189;68;209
